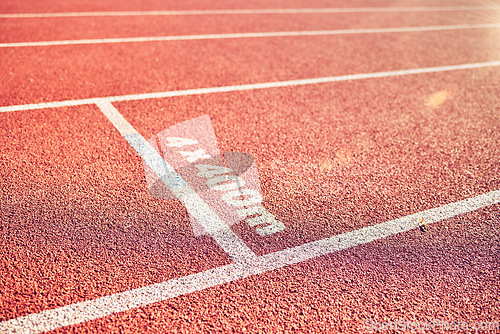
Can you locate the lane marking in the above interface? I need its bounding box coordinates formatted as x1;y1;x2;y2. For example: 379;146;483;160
1;190;498;333
1;6;499;18
1;61;500;113
0;37;498;333
96;101;257;263
1;23;500;48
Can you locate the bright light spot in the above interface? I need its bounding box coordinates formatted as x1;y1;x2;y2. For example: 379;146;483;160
334;150;352;165
426;90;449;108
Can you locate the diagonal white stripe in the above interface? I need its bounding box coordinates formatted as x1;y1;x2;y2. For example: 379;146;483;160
1;61;500;113
1;190;498;333
95;101;258;263
1;23;500;48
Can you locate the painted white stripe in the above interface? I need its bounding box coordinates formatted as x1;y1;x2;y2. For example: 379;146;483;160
95;101;257;263
1;190;498;334
1;6;499;18
2;23;500;48
1;61;500;113
96;100;136;136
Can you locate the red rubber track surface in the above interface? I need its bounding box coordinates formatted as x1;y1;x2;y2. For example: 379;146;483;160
1;28;500;106
0;104;233;321
1;0;495;13
118;68;500;254
1;11;498;43
55;206;500;333
0;0;499;332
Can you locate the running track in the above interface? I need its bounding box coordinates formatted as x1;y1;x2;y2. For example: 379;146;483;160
0;0;499;333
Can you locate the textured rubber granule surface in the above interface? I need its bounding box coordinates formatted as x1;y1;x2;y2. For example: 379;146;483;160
0;0;499;332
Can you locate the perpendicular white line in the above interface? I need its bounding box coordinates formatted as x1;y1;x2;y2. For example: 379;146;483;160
1;6;499;18
95;101;258;263
1;61;500;113
1;190;498;334
2;23;500;48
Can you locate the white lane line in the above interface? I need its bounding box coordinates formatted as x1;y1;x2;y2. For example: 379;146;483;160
95;101;258;263
1;61;500;113
2;23;500;48
1;190;498;334
1;6;499;18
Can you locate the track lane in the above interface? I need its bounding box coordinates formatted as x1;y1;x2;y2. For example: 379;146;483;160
49;204;500;333
1;28;499;107
1;10;499;43
115;67;500;254
0;105;232;322
1;66;498;325
1;1;499;332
